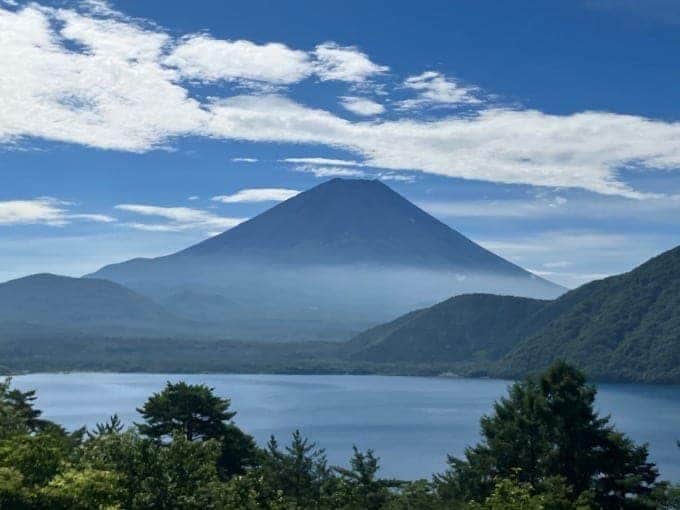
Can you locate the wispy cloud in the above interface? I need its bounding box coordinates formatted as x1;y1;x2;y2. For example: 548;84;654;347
398;71;480;110
282;157;364;167
339;96;385;116
474;230;680;287
419;196;569;218
212;188;300;203
165;36;312;85
419;193;680;221
313;42;388;82
2;2;680;196
231;157;259;163
0;198;114;226
115;204;245;233
293;165;367;178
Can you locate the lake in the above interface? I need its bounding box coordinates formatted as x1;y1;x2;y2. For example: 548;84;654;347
11;373;680;481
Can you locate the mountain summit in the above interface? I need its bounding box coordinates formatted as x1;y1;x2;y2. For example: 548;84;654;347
179;178;535;273
90;179;563;340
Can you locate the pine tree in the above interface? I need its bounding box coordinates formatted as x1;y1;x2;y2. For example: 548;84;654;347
437;362;661;509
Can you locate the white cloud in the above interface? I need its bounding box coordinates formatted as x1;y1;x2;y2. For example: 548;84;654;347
475;231;648;287
231;157;259;163
313;42;388;82
2;3;680;197
0;198;114;226
419;193;680;221
377;172;415;182
212;188;300;203
165;35;312;84
472;230;680;288
292;165;367;178
282;157;412;182
115;204;245;232
207;95;680;197
79;0;124;17
399;71;480;109
419;196;570;218
543;261;572;269
165;37;387;86
0;5;206;151
340;96;385;116
282;157;363;167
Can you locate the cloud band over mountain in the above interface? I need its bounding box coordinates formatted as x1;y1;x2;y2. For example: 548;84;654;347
2;2;680;197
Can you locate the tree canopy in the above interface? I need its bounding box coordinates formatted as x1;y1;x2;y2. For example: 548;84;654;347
437;362;661;508
0;365;676;509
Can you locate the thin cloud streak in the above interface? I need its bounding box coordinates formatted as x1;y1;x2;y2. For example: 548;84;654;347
115;204;245;233
212;188;300;203
0;198;115;226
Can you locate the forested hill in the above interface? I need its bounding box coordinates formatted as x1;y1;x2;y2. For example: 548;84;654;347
0;273;191;337
497;245;680;383
345;294;550;364
350;245;680;383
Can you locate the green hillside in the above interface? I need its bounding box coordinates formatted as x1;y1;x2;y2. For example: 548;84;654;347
349;245;680;383
346;294;549;364
497;245;680;383
0;273;191;337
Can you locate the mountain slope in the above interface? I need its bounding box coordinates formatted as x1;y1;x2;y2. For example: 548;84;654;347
180;178;546;272
0;273;186;336
346;294;550;364
349;245;680;383
87;179;563;340
96;179;563;276
497;245;680;382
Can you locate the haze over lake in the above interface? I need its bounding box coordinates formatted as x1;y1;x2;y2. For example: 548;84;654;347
12;373;680;482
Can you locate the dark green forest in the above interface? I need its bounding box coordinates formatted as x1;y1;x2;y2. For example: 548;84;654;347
1;363;678;509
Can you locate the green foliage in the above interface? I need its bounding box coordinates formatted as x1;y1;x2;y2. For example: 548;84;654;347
382;480;446;510
87;414;125;439
0;467;32;509
40;467;123;510
469;477;545;510
136;381;259;479
79;430;230;509
333;446;399;510
500;246;680;383
348;293;549;364
346;245;680;383
137;381;236;441
218;423;262;478
437;362;661;509
0;377;47;438
0;366;671;509
0;432;70;486
659;483;680;510
258;431;332;508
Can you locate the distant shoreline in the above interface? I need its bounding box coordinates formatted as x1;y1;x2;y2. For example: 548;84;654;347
4;364;679;386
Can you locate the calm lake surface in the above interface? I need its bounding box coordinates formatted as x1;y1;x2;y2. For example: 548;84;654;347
12;373;680;481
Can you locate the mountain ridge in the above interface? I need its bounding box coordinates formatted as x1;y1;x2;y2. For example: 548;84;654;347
91;179;562;281
349;244;680;383
0;273;192;337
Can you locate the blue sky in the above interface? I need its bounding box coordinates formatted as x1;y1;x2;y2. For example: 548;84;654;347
2;0;680;287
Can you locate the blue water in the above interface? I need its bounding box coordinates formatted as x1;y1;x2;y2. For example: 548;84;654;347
11;373;680;481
